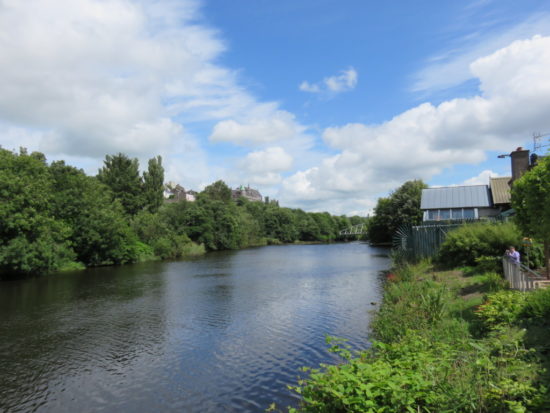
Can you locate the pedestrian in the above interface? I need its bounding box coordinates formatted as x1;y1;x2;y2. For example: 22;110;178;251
505;246;520;264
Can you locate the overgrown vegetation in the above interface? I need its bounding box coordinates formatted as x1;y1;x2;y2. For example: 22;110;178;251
0;148;365;277
512;155;550;277
287;262;550;412
437;221;544;271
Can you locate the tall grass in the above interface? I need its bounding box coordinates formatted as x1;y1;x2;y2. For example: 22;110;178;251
288;262;548;412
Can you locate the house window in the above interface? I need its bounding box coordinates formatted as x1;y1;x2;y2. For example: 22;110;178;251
439;209;451;220
463;208;475;219
451;209;463;219
428;210;439;220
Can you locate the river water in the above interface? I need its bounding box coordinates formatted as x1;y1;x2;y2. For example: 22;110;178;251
0;242;388;413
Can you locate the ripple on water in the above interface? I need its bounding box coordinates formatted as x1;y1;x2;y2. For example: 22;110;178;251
0;243;388;413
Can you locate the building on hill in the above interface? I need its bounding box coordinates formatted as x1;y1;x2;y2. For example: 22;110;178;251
232;185;262;202
164;182;196;202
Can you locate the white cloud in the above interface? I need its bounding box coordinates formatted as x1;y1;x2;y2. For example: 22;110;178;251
279;35;550;215
209;107;306;145
233;147;293;187
412;13;550;93
0;0;315;191
462;169;499;185
242;147;293;173
0;0;218;158
299;67;358;95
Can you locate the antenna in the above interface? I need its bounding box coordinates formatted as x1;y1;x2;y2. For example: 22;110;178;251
533;131;550;153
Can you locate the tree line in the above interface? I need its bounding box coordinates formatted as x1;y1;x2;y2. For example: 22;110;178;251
0;149;367;277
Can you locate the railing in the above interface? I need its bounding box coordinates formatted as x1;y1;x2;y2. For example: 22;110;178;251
340;223;366;236
393;223;461;261
502;257;546;291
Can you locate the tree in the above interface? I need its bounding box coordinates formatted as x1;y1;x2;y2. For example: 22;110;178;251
50;161;140;266
200;180;232;203
143;155;164;213
512;156;550;277
367;180;427;244
0;149;74;275
97;153;143;215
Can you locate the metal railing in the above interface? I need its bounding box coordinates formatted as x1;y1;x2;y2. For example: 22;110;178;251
502;257;546;291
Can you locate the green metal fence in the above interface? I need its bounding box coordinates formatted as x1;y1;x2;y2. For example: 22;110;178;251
393;223;461;261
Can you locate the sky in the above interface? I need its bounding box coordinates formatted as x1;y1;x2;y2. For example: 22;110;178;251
1;0;550;215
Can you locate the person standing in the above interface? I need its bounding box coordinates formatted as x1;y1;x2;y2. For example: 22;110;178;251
505;246;521;264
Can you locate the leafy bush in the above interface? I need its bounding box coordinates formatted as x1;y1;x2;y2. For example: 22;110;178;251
474;255;501;273
288;260;546;413
180;241;206;257
521;288;550;324
475;290;527;331
483;271;509;292
290;331;542;413
438;222;522;268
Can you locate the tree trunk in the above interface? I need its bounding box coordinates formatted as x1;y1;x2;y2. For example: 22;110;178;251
545;240;550;279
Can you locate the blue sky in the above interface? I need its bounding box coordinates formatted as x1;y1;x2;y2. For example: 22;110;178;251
1;0;550;215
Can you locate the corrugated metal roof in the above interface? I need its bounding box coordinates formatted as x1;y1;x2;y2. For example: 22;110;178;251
490;177;511;204
421;185;492;209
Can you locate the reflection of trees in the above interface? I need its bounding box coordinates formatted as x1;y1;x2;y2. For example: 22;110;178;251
0;262;167;413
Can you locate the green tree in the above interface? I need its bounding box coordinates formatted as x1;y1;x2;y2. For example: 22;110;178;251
97;153;144;215
0;149;74;275
50;161;140;266
264;205;298;243
200;180;232;203
142;155;164;213
512;156;550;277
367;179;427;244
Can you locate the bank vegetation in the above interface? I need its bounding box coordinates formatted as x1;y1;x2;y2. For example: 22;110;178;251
0;148;366;278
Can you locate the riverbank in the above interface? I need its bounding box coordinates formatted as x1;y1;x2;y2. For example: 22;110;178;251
289;261;550;412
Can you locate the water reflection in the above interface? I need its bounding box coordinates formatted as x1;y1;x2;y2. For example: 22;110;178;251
0;242;388;413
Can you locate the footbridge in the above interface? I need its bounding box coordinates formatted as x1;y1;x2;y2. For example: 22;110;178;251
339;223;367;236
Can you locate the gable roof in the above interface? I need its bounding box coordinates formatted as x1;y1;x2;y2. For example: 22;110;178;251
421;185;492;209
490;177;511;204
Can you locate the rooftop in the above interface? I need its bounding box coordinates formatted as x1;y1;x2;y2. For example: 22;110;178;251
421;185;492;209
490;177;512;205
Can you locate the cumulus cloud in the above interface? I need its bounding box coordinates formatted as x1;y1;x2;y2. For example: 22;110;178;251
0;0;218;159
299;67;358;95
412;13;550;93
209;107;306;145
234;147;293;186
242;147;293;173
462;170;499;186
279;35;550;215
0;0;311;192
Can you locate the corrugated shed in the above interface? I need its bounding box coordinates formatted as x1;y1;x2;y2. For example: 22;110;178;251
490;177;511;204
421;185;492;209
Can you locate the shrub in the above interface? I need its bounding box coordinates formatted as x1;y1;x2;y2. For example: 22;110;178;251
522;288;550;324
475;290;527;331
474;255;501;273
290;331;542;413
438;222;522;268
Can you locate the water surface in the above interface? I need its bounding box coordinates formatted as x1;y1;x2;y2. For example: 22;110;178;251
0;242;388;412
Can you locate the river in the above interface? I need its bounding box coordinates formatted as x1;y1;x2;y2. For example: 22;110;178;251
0;242;389;413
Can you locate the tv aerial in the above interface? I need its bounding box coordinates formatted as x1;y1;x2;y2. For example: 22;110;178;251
533;132;550;153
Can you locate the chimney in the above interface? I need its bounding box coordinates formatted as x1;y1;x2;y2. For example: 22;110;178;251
510;147;530;183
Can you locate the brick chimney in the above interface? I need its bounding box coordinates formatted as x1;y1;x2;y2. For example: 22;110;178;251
510;147;530;183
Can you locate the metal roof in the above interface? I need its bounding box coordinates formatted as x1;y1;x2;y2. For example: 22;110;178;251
421;185;492;209
490;177;511;205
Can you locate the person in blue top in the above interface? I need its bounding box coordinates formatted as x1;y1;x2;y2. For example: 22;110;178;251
505;246;521;264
